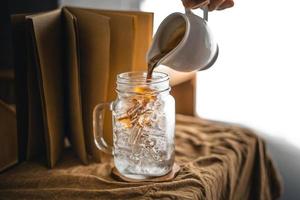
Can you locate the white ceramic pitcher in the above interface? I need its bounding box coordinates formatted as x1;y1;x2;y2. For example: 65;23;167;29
146;8;218;72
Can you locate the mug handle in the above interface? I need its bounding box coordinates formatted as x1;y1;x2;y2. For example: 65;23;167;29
93;102;113;154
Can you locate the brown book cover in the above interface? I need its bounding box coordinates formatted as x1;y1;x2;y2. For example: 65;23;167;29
11;7;153;168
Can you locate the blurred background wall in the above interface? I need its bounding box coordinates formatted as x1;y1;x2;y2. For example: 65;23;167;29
0;0;58;103
0;0;58;70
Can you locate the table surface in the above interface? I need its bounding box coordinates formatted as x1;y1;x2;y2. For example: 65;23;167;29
0;114;282;200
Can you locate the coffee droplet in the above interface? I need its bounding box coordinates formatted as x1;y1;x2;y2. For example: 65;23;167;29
147;24;186;80
134;86;152;94
118;116;132;128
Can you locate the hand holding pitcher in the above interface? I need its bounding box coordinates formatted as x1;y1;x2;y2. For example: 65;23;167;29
181;0;234;11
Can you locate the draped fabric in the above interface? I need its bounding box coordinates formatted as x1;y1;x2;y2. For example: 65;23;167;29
0;114;282;200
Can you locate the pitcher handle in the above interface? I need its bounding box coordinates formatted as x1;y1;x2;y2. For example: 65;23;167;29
203;7;208;21
93;102;113;154
185;6;209;21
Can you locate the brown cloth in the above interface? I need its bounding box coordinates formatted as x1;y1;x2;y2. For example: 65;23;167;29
0;114;282;200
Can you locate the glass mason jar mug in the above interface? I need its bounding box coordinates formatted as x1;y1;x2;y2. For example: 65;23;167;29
93;72;175;179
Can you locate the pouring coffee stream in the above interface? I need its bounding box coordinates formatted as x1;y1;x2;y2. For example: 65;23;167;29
146;25;186;80
125;25;186;145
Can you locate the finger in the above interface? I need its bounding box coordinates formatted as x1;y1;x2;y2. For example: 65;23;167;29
182;0;209;9
190;1;210;9
208;0;226;11
217;0;234;10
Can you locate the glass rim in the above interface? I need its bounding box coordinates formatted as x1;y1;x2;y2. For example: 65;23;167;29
117;71;169;85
